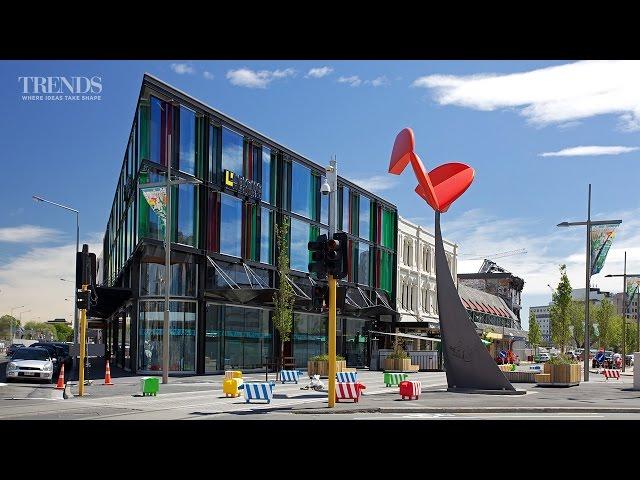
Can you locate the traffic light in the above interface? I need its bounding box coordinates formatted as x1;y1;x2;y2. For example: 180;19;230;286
312;284;328;312
308;234;328;279
326;232;349;279
76;246;96;289
76;289;89;310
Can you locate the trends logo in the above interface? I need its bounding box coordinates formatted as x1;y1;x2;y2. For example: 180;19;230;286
18;76;102;101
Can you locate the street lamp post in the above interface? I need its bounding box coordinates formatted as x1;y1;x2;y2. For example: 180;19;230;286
153;139;202;385
32;196;79;344
605;259;640;373
9;305;25;341
19;309;31;338
557;184;622;381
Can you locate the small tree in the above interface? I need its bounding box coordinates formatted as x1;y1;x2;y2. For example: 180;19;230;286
528;311;542;357
592;298;617;350
568;300;585;349
0;315;20;339
550;264;573;353
52;323;74;342
272;217;296;365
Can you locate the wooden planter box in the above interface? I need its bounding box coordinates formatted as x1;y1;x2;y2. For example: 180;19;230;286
307;360;346;378
543;363;551;374
503;371;538;383
549;364;581;384
383;357;412;372
535;373;551;383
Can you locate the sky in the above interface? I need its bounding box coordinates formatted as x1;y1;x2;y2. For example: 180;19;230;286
1;60;639;329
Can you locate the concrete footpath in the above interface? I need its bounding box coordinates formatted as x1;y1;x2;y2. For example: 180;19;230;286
290;369;640;415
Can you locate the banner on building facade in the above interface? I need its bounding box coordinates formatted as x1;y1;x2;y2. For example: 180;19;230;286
590;224;618;275
142;187;167;224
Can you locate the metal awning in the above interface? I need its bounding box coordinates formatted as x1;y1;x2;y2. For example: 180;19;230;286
204;256;277;305
87;286;132;319
369;330;442;343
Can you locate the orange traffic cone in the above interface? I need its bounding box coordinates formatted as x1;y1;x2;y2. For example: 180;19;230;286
103;360;114;386
55;363;65;390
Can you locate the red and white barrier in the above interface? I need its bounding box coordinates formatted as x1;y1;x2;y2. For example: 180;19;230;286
399;380;422;400
602;369;620;380
335;382;366;403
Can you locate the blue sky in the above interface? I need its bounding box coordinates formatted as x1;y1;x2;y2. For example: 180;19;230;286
1;60;639;327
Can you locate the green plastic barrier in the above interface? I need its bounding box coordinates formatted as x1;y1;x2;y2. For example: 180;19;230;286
140;377;160;396
384;372;408;387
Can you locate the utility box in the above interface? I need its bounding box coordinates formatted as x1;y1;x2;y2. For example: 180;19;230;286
140;377;160;396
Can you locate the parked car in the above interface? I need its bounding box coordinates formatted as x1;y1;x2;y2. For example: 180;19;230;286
6;347;55;383
626;354;635;366
29;342;72;379
6;343;25;357
538;353;551;362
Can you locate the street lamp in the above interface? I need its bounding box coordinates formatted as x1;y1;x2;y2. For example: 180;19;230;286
557;184;622;381
9;305;25;341
32;195;79;344
18;309;31;338
605;256;640;373
156;158;202;385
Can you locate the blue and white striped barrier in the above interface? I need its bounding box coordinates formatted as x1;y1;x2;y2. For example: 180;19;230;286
242;382;275;403
279;370;301;384
336;372;357;383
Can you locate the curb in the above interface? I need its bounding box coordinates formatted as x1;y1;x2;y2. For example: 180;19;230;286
292;406;640;415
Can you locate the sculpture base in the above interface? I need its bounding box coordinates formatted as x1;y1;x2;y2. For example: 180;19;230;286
447;387;526;395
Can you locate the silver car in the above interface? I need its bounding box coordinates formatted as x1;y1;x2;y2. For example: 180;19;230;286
6;347;55;383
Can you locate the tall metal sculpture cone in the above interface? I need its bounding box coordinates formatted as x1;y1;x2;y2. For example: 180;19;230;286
389;128;516;393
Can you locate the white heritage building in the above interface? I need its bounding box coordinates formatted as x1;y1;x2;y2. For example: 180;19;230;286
396;216;458;333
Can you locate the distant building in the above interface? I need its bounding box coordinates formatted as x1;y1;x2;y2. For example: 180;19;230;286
458;259;525;328
613;292;639;320
571;287;612;303
459;283;528;358
529;305;551;343
46;318;71;325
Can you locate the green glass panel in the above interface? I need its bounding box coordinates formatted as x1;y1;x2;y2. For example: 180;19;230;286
138;101;149;166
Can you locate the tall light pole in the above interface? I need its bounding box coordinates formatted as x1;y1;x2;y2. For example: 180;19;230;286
323;156;338;408
32;195;79;344
158;138;203;385
9;305;25;341
19;309;31;338
557;184;622;381
605;260;640;373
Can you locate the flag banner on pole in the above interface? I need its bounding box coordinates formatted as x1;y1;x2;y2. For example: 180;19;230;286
590;224;618;275
142;187;167;224
625;276;640;313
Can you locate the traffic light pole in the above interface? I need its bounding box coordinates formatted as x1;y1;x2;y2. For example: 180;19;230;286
78;283;87;397
327;157;338;408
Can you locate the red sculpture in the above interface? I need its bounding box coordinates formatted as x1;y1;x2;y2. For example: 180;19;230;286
389;128;474;212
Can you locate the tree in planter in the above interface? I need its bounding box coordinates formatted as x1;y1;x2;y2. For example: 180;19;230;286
272;217;296;369
528;311;542;359
550;264;572;353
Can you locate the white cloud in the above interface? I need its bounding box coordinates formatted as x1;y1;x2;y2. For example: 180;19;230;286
348;175;397;193
0;225;61;243
226;68;296;88
203;71;214;80
0;241;101;327
412;60;640;131
306;66;333;78
368;76;389;87
170;63;195;75
338;75;362;87
540;146;639;157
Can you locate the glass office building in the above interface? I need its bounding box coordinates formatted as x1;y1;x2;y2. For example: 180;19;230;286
98;74;398;375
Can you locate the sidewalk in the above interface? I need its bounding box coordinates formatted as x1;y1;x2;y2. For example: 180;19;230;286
290;373;640;414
